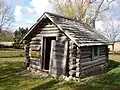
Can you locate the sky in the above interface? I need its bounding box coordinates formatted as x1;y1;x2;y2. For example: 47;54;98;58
5;0;54;31
4;0;120;34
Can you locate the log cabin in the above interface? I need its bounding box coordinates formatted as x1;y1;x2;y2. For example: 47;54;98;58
20;12;109;78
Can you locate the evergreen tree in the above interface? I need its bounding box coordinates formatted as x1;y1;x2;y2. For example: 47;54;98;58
13;27;28;49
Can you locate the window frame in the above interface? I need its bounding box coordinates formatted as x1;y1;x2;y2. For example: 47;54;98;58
92;46;99;59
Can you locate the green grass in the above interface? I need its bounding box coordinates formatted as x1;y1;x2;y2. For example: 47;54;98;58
109;55;120;62
0;48;23;51
0;49;24;58
108;55;120;71
0;54;120;90
0;57;58;90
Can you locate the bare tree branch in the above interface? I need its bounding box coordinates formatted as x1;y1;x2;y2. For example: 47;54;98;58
103;17;120;42
92;0;104;21
0;0;14;31
50;0;120;28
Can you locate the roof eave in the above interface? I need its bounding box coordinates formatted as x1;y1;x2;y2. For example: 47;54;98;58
79;42;109;47
20;12;47;44
45;13;80;47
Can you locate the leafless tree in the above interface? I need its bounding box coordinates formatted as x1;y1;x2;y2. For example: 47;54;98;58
0;0;14;31
102;17;120;52
50;0;119;28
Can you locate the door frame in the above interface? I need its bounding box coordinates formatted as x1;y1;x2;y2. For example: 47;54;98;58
41;35;57;72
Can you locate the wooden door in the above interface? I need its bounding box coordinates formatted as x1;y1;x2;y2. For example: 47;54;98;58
49;41;68;76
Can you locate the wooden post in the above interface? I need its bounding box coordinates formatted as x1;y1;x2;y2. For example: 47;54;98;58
25;43;30;68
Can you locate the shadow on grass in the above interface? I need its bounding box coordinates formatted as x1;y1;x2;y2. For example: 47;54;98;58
31;79;59;90
73;72;120;90
108;59;120;71
69;59;120;90
0;60;26;90
0;61;24;80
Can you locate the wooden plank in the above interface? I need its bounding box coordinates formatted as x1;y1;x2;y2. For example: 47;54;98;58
62;41;68;75
81;57;106;67
80;51;92;55
53;49;64;53
80;47;91;51
92;55;106;60
30;57;40;60
49;40;55;74
54;52;64;57
50;68;63;75
30;41;41;44
54;43;64;46
40;29;58;32
81;61;106;71
30;44;41;47
30;45;41;51
50;41;68;76
53;46;65;50
80;54;91;59
43;37;47;70
31;37;41;41
40;32;58;35
38;27;58;31
35;34;42;37
81;58;91;63
30;47;40;50
42;24;56;28
36;33;58;37
40;36;44;69
53;55;65;60
52;62;65;69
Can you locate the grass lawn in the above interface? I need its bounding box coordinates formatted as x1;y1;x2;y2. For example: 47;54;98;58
109;55;120;62
0;48;24;51
0;49;24;58
0;52;120;90
0;57;57;90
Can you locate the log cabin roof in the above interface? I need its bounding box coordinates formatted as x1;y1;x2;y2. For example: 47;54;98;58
21;12;109;47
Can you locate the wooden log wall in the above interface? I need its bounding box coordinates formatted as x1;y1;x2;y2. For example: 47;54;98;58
69;41;77;77
79;45;108;78
99;45;108;56
29;19;60;71
68;44;108;78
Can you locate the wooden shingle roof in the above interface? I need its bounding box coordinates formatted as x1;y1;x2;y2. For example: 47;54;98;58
21;12;109;47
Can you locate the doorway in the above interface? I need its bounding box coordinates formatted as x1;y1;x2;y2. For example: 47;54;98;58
42;37;56;71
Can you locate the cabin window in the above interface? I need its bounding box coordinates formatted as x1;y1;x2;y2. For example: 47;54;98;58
92;46;99;56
